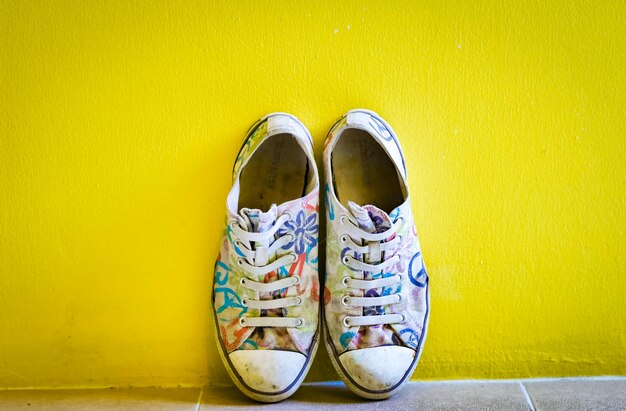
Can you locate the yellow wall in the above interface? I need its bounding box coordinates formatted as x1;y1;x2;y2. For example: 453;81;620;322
1;0;625;389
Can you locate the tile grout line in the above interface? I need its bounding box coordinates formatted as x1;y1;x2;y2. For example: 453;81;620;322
518;381;536;411
194;386;203;411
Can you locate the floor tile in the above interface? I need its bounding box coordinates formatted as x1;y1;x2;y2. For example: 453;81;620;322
0;387;201;411
202;381;530;411
524;379;626;411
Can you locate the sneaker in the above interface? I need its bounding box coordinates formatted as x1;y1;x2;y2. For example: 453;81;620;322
322;109;430;399
212;113;320;402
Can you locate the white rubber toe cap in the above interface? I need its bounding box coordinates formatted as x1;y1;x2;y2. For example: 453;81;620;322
338;346;415;391
228;350;306;393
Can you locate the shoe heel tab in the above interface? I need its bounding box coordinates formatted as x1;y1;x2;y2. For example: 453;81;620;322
266;114;310;142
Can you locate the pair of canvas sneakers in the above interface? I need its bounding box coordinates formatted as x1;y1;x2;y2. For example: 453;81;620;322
212;109;430;402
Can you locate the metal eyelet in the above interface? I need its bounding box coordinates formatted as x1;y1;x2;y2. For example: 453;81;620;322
241;297;249;307
341;277;350;287
295;296;303;306
341;295;350;306
237;258;245;267
296;318;304;328
292;276;300;286
281;211;293;222
398;314;406;324
340;235;349;244
339;215;348;224
342;316;351;327
342;256;350;265
396;294;402;303
239;317;247;326
289;253;298;263
239;277;246;285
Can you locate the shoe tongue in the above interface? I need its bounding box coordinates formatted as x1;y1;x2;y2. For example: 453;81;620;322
347;201;392;234
239;204;278;233
239;205;278;267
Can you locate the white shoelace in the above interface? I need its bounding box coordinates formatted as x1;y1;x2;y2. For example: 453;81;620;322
340;215;405;327
230;213;304;328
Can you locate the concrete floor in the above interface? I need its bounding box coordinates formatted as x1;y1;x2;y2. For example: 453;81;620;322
0;378;624;410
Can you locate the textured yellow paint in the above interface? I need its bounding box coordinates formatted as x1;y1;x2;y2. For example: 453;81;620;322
1;1;625;389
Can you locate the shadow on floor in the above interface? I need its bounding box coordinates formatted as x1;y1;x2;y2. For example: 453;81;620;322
203;383;364;407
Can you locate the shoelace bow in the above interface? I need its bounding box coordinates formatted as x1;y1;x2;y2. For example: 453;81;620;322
340;215;405;327
230;213;304;328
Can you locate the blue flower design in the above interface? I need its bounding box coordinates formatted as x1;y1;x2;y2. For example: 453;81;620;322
279;210;318;255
